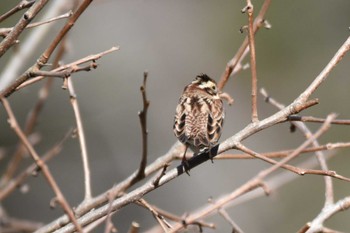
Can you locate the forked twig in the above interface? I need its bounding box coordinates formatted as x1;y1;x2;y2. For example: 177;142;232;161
217;0;271;91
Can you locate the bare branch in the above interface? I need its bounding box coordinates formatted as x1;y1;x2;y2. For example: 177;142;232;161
0;0;94;98
217;0;271;90
0;0;49;57
16;46;118;91
306;197;350;233
135;71;150;179
0;129;72;201
137;198;172;232
261;88;335;206
0;11;73;38
67;77;92;201
0;0;74;90
0;0;35;23
288;115;350;125
243;0;259;122
0;40;67;186
1;98;83;233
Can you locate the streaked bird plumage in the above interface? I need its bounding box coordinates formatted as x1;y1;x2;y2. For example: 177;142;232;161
173;74;224;163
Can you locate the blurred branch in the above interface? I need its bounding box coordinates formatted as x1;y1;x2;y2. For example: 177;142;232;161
0;11;73;38
0;38;67;187
0;0;35;23
208;198;244;233
0;129;73;201
127;222;140;233
288;115;350;125
0;0;49;57
67;77;92;201
1;98;83;233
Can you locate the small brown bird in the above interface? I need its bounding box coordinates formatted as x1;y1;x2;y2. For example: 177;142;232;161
173;74;224;166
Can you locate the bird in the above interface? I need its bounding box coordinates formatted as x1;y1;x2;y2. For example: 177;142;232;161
173;74;224;171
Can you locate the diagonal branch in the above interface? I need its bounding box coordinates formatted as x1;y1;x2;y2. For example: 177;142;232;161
0;129;73;201
0;0;94;98
261;88;335;206
0;0;49;57
0;11;73;38
16;46;119;91
0;0;35;23
1;97;83;233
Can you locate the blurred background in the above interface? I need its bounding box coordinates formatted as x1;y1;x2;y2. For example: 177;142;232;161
1;0;350;232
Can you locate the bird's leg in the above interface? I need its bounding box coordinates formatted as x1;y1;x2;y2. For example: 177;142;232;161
181;146;190;175
208;146;214;163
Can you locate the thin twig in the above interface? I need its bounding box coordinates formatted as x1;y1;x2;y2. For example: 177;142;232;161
137;198;171;232
217;0;271;91
288;115;350;125
208;198;244;233
16;47;118;91
0;11;73;38
168;114;338;232
261;88;335;206
1;98;83;233
67;77;92;201
0;129;73;201
136;71;150;179
0;39;67;186
242;0;258;122
0;0;35;23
